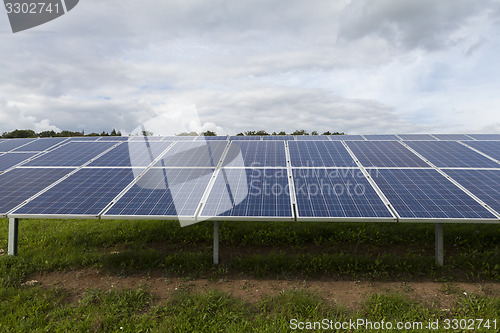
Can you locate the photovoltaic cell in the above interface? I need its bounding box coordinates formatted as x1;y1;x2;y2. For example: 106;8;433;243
346;141;429;167
229;136;262;141
89;142;172;167
371;169;495;220
288;141;356;167
200;168;292;218
128;136;165;141
433;134;471;141
397;134;436;140
104;168;213;217
464;141;500;162
195;136;229;141
404;141;499;168
67;136;102;141
97;136;129;141
0;138;36;152
154;141;227;167
0;153;39;171
11;168;141;216
467;134;500;140
364;135;399;140
24;142;116;167
223;141;287;167
295;135;330;140
329;135;365;141
262;135;294;141
161;136;197;141
0;168;73;215
13;138;68;152
293;168;393;219
444;169;500;215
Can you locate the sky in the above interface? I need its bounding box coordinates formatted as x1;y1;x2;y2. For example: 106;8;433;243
1;0;500;136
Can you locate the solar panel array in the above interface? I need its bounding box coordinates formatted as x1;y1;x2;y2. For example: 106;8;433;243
1;134;500;223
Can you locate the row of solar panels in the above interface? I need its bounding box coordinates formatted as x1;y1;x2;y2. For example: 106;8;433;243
0;138;499;223
2;139;500;172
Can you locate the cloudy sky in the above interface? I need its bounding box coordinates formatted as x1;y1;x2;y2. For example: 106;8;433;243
1;0;500;135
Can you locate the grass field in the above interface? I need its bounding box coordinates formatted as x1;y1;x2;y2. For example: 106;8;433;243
0;218;499;332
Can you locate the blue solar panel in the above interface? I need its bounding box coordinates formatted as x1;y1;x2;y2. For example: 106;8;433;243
346;141;429;167
0;168;73;215
11;168;141;216
464;141;500;162
467;134;500;140
89;142;171;167
223;141;287;167
161;136;197;141
364;135;399;140
97;136;129;141
295;135;330;140
404;141;499;168
154;141;227;167
24;142;116;167
262;135;294;141
195;136;229;141
104;168;213;217
67;136;102;141
0;153;39;171
229;136;261;141
200;168;292;218
0;138;37;152
288;141;357;167
397;134;436;140
433;134;472;140
372;169;495;220
293;168;393;219
329;135;365;141
13;138;68;152
128;136;165;141
444;169;500;215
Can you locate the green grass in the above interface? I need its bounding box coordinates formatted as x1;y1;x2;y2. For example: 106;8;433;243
0;286;498;332
0;218;499;331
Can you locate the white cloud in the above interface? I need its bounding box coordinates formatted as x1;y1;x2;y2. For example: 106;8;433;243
1;0;500;135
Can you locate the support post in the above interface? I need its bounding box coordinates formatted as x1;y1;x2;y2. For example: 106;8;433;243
213;221;219;265
8;218;19;256
435;223;443;266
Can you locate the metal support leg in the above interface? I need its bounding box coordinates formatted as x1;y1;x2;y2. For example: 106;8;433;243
8;218;19;256
213;221;219;265
435;223;443;266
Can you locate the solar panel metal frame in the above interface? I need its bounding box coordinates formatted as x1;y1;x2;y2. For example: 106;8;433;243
294;135;330;141
467;134;500;140
328;135;365;141
397;134;436;141
364;135;400;141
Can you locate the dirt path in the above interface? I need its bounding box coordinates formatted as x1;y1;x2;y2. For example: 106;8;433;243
28;269;500;310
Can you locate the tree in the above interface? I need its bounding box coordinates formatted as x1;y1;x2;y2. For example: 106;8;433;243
291;129;308;136
330;132;345;135
176;131;198;136
2;129;37;138
255;130;269;136
202;131;217;136
244;131;257;136
38;130;57;138
311;131;319;135
277;131;287;135
236;132;244;136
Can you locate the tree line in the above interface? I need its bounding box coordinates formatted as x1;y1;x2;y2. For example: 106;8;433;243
1;129;345;138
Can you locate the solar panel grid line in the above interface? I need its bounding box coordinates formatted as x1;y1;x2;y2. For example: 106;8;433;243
464;134;476;140
456;141;500;165
467;134;500;140
398;141;442;169
437;169;500;220
288;141;358;168
98;140;189;217
341;141;399;220
284;140;298;208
